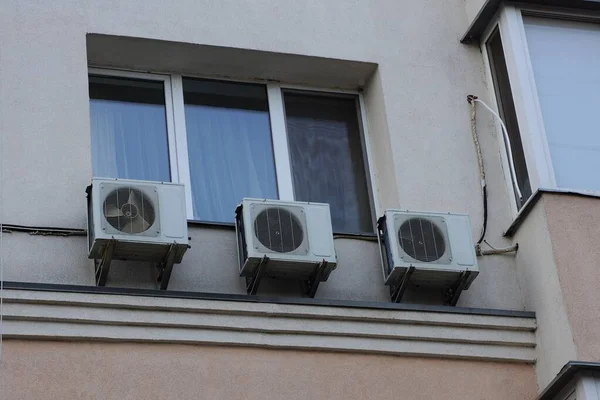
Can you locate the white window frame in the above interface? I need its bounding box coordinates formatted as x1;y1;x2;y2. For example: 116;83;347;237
87;67;380;231
480;5;600;216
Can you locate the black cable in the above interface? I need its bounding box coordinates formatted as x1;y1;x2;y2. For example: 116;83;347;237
0;223;87;236
333;233;379;242
477;185;488;245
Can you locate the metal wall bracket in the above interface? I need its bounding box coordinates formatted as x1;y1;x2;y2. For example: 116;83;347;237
94;239;116;287
245;255;269;295
446;270;472;306
301;259;328;298
156;243;178;291
246;258;327;298
390;266;415;303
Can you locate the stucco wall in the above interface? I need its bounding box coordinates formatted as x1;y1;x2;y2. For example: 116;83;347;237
544;194;600;363
0;0;523;308
464;0;489;26
512;197;577;389
0;340;537;400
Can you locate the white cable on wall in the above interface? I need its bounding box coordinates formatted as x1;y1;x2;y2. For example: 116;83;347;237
470;96;524;201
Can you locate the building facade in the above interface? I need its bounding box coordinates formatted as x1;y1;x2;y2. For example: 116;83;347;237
0;0;599;398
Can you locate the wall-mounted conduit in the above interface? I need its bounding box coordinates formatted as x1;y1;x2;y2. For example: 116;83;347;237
467;95;519;256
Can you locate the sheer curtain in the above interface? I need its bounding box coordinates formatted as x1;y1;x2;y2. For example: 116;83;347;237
183;79;277;223
284;92;372;233
524;17;600;191
89;76;170;182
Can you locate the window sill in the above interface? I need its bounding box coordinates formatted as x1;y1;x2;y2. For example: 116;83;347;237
186;219;378;240
504;188;600;237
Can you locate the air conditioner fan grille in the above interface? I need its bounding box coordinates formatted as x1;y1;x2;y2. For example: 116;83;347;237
254;207;304;253
103;187;155;234
398;217;446;262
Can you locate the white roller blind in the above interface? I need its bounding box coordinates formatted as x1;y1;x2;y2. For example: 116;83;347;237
524;17;600;191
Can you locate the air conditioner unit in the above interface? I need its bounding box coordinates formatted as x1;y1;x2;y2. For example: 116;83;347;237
377;210;478;304
86;178;189;289
235;198;337;296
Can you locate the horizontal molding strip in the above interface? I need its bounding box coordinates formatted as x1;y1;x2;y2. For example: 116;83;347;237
2;288;537;363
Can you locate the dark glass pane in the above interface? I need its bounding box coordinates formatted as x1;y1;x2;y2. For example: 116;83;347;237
89;75;171;182
183;78;277;223
487;30;532;208
283;92;372;233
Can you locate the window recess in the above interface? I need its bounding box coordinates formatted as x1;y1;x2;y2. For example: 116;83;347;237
88;69;378;233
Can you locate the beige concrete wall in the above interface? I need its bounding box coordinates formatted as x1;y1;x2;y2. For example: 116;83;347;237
464;0;488;26
0;340;537;400
544;194;600;362
0;0;523;308
512;197;576;389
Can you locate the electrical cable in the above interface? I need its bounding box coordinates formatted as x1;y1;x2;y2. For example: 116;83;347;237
0;223;86;236
469;95;524;201
468;95;488;245
333;233;378;242
468;95;520;257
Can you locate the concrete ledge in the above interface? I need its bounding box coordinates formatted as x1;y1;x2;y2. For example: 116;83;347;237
2;288;536;363
461;0;600;43
505;188;600;237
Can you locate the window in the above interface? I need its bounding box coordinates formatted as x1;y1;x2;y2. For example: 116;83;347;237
486;29;532;209
523;17;600;192
483;6;600;210
183;79;278;223
89;75;171;182
88;69;375;233
283;91;372;233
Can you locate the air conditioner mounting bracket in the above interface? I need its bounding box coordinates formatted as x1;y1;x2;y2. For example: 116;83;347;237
301;259;328;298
446;270;473;306
245;255;269;295
156;243;178;290
94;239;116;287
390;265;415;303
245;257;328;298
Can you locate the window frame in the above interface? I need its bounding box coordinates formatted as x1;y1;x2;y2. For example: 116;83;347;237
87;67;380;232
480;5;600;216
88;68;180;188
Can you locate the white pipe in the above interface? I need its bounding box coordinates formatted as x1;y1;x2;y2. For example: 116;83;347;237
473;98;523;201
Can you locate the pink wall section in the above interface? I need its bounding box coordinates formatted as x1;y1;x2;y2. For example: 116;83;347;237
545;194;600;362
1;340;536;400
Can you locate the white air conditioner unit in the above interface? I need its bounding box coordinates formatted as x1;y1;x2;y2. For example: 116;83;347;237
86;178;189;289
235;198;337;296
377;210;478;303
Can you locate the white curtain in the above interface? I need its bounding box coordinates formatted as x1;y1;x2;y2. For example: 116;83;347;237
525;17;600;191
185;104;277;222
90;99;170;182
284;93;372;233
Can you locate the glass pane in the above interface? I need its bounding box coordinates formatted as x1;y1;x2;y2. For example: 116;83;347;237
524;17;600;191
283;92;372;233
486;29;532;208
89;75;171;182
183;78;277;223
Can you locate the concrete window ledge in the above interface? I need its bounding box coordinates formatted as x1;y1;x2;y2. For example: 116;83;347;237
2;285;536;363
504;188;600;237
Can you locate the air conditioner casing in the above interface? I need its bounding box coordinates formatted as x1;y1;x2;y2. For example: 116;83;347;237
378;210;478;289
235;198;337;280
87;178;189;263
